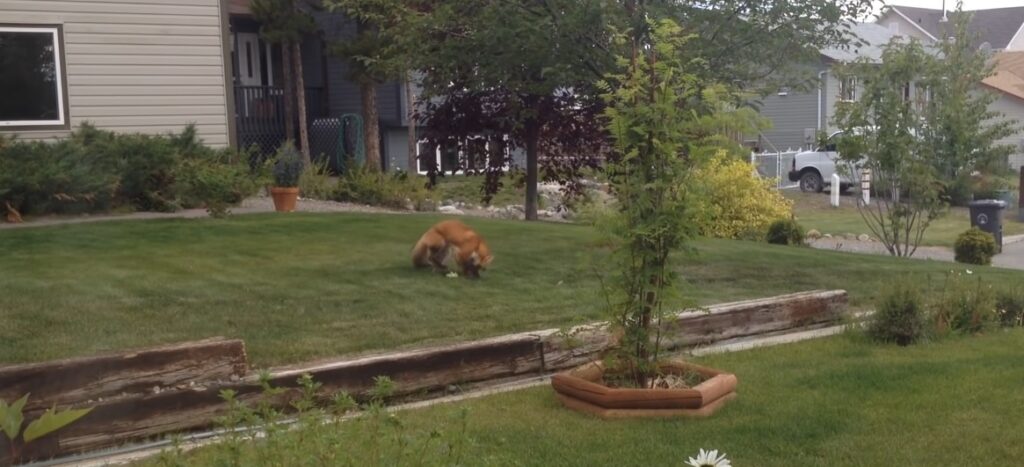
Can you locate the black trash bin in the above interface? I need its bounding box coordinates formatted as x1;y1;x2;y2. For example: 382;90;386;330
968;199;1007;252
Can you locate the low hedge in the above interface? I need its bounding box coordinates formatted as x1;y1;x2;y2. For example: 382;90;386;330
0;124;261;218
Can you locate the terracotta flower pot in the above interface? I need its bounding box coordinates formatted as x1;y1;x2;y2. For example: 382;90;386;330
550;360;737;419
270;187;300;212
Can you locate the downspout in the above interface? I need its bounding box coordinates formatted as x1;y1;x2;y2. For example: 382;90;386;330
817;69;828;133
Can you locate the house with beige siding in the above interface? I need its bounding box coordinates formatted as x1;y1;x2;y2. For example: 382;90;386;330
982;51;1024;168
0;0;235;147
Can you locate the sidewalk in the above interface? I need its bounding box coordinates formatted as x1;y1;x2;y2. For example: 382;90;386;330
808;234;1024;270
0;197;403;230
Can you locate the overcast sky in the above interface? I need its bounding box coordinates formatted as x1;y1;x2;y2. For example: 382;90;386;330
874;0;1024;15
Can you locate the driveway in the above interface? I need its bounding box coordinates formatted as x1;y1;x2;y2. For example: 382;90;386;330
809;234;1024;271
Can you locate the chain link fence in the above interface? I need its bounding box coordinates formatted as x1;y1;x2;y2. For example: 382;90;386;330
751;150;800;189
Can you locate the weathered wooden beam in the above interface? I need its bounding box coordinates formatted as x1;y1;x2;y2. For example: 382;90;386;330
0;338;248;412
6;335;548;463
267;332;545;397
538;290;848;371
659;290;848;351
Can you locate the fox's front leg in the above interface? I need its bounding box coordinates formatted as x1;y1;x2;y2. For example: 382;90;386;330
460;260;480;279
429;247;450;274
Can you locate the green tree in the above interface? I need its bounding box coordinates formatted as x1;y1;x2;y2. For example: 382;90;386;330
666;0;874;95
600;12;696;386
923;4;1017;205
251;0;316;162
325;0;410;172
407;0;615;220
834;38;946;257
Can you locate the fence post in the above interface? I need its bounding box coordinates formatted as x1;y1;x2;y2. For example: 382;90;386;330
831;174;840;207
776;151;782;189
861;169;871;205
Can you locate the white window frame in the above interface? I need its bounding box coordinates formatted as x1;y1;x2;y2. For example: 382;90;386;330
0;25;67;128
416;136;512;175
839;76;857;102
914;82;932;111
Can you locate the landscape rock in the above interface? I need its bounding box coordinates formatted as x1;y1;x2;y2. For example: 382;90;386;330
823;233;833;239
806;229;822;240
857;234;871;242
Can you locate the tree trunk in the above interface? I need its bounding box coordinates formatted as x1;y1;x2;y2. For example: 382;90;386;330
293;41;311;163
524;120;540;221
361;82;382;171
281;41;296;143
405;72;417;173
488;135;504;168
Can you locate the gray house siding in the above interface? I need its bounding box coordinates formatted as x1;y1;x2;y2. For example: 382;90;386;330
383;127;410;171
0;0;232;147
310;8;403;123
756;89;819;151
753;62;831;152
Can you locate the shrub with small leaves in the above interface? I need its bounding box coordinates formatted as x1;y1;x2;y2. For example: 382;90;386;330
766;218;805;245
299;158;336;200
688;151;793;239
272;142;305;188
995;286;1024;328
934;271;998;335
954;227;997;265
177;153;259;218
336;163;435;210
868;280;926;346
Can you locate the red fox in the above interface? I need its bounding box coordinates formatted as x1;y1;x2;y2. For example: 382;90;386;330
4;201;22;224
412;220;493;278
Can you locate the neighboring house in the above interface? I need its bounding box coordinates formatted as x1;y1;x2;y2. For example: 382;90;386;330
753;22;902;152
0;0;494;174
876;5;1024;51
982;51;1024;168
0;0;235;147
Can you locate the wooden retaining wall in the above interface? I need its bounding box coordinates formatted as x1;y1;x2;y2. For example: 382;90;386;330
0;290;846;464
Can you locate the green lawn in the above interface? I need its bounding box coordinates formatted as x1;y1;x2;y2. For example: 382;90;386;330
3;212;1024;367
787;190;1024;247
150;330;1024;466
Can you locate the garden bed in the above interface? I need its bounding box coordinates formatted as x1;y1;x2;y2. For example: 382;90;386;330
0;291;844;463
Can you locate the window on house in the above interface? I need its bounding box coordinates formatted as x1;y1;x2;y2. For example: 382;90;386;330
0;25;67;128
839;76;857;102
440;143;459;173
914;82;931;111
465;137;488;171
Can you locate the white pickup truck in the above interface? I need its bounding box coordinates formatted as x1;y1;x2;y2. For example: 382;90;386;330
787;131;860;193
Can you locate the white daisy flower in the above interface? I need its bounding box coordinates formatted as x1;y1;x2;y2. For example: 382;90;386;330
965;269;973;275
686;448;731;467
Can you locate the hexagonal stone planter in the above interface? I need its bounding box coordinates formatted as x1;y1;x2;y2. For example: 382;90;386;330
550;360;737;419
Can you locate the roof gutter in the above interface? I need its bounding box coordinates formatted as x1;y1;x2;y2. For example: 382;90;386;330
817;70;828;131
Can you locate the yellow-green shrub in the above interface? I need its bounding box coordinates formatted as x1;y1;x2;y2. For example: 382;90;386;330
688;151;793;239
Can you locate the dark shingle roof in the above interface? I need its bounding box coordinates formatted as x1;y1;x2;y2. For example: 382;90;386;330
889;4;1024;49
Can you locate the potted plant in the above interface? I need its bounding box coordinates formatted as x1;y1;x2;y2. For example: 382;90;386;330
271;142;304;212
550;18;736;418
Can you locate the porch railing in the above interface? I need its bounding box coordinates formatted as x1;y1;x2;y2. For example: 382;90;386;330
234;85;327;155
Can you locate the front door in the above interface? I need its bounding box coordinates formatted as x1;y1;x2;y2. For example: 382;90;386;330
236;33;263;86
